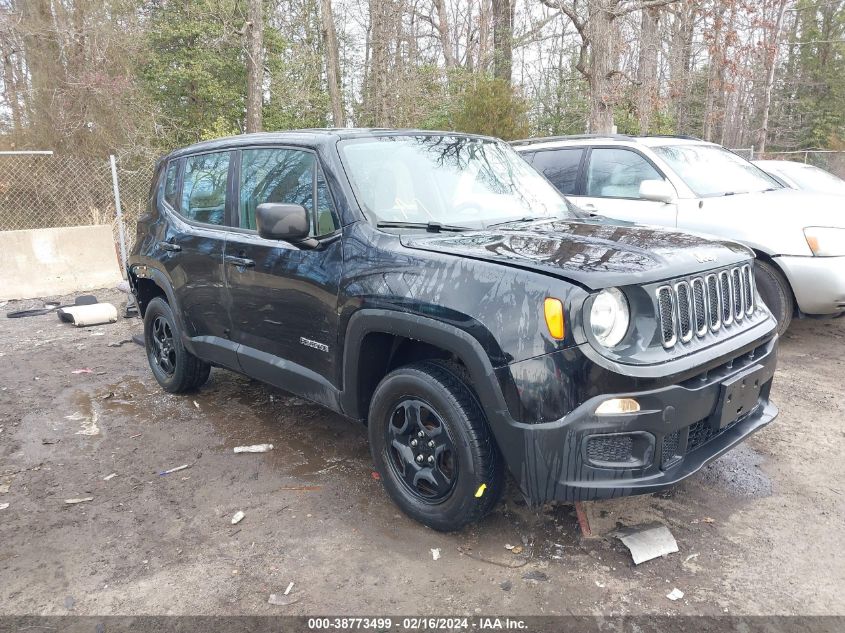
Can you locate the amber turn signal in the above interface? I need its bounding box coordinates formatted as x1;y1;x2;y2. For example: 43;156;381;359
543;298;565;339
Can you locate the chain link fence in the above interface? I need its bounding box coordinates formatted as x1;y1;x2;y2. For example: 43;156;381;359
0;152;151;270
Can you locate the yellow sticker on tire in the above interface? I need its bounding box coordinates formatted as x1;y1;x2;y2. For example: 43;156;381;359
474;483;487;498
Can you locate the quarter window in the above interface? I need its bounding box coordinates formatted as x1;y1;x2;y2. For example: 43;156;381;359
163;159;180;210
531;148;584;195
180;152;230;225
239;148;339;236
586;148;662;199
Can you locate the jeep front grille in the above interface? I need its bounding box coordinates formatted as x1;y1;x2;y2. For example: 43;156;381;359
657;264;756;349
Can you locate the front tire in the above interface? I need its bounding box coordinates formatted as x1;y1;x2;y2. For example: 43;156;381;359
755;260;793;336
144;297;211;393
368;361;504;532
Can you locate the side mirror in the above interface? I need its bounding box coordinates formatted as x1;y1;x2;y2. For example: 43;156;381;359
639;180;676;204
256;203;310;242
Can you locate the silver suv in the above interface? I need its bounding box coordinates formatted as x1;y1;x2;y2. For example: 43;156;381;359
514;135;845;334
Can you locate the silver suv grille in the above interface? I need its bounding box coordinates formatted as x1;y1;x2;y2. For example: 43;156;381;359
657;264;756;349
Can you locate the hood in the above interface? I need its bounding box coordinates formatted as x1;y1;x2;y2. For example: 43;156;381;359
400;218;752;290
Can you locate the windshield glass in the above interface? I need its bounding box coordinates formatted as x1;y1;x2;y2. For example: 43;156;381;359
780;163;845;195
653;144;782;197
338;135;575;229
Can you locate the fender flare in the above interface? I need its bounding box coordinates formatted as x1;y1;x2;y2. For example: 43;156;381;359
130;265;192;347
340;309;509;423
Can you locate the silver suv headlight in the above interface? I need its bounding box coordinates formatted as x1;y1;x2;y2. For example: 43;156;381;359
590;288;630;348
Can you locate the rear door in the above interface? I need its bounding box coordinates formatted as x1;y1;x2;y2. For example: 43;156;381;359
569;146;678;227
157;150;238;368
224;146;344;400
526;147;585;199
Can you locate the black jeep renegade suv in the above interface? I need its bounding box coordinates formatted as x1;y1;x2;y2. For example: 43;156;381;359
128;130;778;531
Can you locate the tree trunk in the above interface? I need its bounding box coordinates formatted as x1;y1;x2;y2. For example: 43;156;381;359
758;0;789;154
637;6;659;134
587;1;617;134
433;0;456;68
320;0;345;127
245;0;264;134
492;0;513;83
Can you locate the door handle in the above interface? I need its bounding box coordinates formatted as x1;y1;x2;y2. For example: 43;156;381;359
158;241;181;252
225;255;255;268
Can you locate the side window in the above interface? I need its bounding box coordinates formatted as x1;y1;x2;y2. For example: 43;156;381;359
240;148;339;236
180;152;230;225
163;159;180;210
586;148;662;199
531;149;584;195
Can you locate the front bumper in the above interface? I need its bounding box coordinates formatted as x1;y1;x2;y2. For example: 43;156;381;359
777;255;845;315
488;336;778;504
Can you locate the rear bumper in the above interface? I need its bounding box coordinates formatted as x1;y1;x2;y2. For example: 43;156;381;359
777;255;845;315
488;336;778;504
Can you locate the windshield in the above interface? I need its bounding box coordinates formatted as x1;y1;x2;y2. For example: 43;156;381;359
778;163;845;195
653;144;782;197
338;135;575;229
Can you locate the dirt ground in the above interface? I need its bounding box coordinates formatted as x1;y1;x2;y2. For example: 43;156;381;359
1;288;844;617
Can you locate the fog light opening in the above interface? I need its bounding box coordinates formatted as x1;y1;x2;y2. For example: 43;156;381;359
595;398;641;416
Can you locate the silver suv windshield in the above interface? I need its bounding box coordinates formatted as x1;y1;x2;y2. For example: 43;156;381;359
653;144;782;197
338;135;576;229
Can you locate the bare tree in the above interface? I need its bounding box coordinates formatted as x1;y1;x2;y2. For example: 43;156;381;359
758;0;790;153
637;6;659;133
246;0;264;133
320;0;346;126
492;0;513;83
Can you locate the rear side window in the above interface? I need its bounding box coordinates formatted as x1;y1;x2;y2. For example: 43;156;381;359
163;160;180;210
586;148;662;199
180;152;230;225
239;148;340;236
531;149;584;195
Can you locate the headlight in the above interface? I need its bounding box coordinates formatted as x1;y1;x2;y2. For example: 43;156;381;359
590;288;630;348
804;227;845;256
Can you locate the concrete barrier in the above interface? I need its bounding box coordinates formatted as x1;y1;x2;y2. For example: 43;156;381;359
0;225;123;301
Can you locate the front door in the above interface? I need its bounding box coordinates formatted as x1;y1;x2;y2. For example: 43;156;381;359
569;147;678;228
224;147;344;403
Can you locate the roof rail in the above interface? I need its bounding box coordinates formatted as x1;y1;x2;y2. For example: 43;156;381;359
510;133;707;146
510;133;633;146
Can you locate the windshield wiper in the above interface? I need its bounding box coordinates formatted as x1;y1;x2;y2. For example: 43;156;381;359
486;216;555;229
376;221;468;233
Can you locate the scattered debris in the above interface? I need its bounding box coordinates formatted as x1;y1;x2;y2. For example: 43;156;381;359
278;485;322;491
457;546;529;569
231;511;245;525
268;591;299;606
521;570;549;583
431;548;441;561
595;580;606;588
103;473;117;481
684;553;700;563
158;464;190;476
58;303;118;327
71;368;93;374
0;503;9;510
65;497;94;504
107;339;133;348
371;471;381;480
234;444;274;454
64;596;75;610
505;543;515;550
101;392;116;400
615;523;679;565
284;581;294;596
193;401;200;410
667;588;685;601
499;580;512;592
42;438;60;445
511;546;524;555
129;433;142;439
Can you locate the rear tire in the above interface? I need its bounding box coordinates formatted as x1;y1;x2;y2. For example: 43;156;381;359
368;361;504;532
755;259;793;336
144;297;211;393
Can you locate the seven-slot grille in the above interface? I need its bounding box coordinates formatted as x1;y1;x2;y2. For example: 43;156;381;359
657;264;756;348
